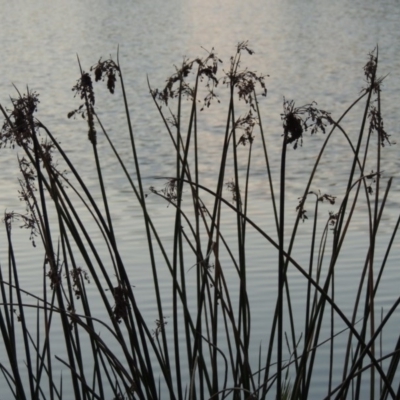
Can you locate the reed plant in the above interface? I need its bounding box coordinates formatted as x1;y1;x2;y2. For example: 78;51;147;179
0;42;399;399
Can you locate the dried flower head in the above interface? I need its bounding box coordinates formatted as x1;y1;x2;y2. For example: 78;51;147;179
3;157;40;247
18;156;37;196
152;57;199;106
368;106;391;147
282;98;332;149
328;211;340;227
68;267;90;299
16;156;41;244
152;316;168;338
235;110;257;146
361;48;389;95
198;49;223;110
0;90;40;149
90;58;120;94
47;267;61;290
72;72;95;106
149;178;179;206
364;170;380;195
226;179;241;204
223;42;268;110
298;208;308;222
364;50;378;84
112;284;130;323
69;71;97;144
317;192;336;205
151;46;223;111
296;191;337;223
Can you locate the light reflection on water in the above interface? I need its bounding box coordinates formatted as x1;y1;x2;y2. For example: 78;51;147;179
0;0;399;398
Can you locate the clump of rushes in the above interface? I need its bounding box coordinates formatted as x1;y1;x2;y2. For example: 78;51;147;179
0;42;398;400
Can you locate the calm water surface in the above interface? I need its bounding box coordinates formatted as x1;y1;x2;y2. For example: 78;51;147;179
1;0;400;398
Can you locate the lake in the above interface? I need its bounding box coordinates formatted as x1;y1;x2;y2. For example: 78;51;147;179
0;0;399;398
